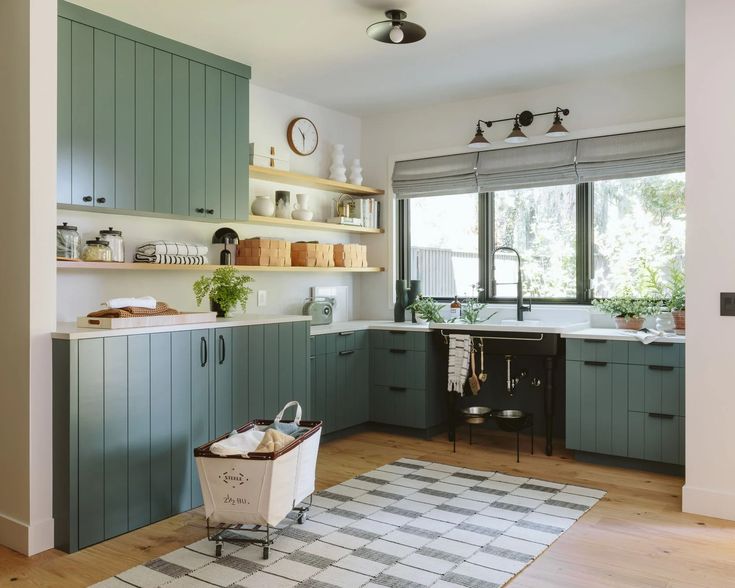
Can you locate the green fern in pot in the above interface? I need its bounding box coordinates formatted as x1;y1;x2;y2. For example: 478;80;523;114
193;266;254;317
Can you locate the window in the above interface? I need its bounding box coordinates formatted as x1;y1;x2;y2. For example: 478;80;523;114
400;172;685;303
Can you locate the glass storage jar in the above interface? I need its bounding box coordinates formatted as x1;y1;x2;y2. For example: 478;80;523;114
99;227;124;262
81;237;112;262
56;222;81;259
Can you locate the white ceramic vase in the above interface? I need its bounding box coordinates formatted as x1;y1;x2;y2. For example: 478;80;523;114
349;159;363;186
251;195;275;216
292;193;314;221
329;144;347;182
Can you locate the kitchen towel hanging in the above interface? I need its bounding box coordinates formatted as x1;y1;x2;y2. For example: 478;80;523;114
447;333;472;395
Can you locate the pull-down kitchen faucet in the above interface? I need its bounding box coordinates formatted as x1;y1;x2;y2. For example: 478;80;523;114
491;246;532;321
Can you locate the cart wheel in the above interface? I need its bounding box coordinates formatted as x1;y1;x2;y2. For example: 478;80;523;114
215;542;223;558
263;546;270;560
297;513;305;525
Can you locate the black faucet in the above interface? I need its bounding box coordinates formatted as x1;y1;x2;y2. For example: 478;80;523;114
491;246;532;321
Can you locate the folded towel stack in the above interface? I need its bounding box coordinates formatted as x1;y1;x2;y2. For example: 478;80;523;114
106;296;157;309
87;301;179;318
134;241;208;265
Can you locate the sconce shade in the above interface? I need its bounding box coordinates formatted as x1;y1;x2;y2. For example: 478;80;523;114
545;114;569;137
468;129;491;149
505;122;528;144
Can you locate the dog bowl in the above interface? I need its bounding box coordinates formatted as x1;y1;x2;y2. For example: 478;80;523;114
492;409;529;432
462;406;491;425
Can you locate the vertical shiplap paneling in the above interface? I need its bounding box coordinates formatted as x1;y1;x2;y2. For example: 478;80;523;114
114;37;135;211
154;49;173;214
190;330;209;507
127;334;151;529
70;22;94;206
189;61;206;217
171;56;190;217
292;322;308;417
220;71;236;220
150;333;172;522
565;361;581;450
103;337;128;539
214;328;233;436
93;29;115;208
57;18;72;203
171;331;192;513
278;323;294;411
248;325;264;418
611;364;629;457
263;324;279;417
232;326;250;425
135;43;154;212
234;75;250;220
205;66;221;218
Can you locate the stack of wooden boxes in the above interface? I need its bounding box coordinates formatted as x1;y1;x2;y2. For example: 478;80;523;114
334;243;368;268
236;238;291;266
291;242;335;267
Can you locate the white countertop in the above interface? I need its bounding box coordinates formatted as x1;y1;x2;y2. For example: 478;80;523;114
310;320;430;336
52;314;311;340
561;328;685;343
428;320;590;335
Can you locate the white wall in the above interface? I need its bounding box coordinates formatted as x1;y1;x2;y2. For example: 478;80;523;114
682;0;735;521
357;65;685;319
57;83;364;323
0;0;56;555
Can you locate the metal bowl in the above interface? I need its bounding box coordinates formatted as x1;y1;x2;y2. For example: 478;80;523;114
462;406;491;424
492;409;530;432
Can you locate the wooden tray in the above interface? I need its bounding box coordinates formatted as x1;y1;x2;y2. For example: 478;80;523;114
77;311;217;329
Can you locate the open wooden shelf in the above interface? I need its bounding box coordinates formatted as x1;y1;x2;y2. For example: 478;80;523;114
249;165;384;197
247;215;383;234
57;261;384;273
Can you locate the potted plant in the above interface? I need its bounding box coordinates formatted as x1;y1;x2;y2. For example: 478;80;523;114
668;264;685;334
407;296;445;323
592;290;659;330
453;285;497;325
193;266;254;317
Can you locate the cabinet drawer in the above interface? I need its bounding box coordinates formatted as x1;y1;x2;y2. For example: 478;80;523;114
627;341;684;367
566;338;629;363
372;348;426;389
335;329;369;352
371;330;427;352
370;385;427;429
628;365;684;416
312;333;336;356
628;412;683;465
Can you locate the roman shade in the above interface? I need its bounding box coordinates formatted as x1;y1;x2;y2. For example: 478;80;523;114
476;140;578;192
392;153;478;199
576;127;685;182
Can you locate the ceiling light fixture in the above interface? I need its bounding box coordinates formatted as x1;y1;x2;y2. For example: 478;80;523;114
467;107;571;149
367;9;426;45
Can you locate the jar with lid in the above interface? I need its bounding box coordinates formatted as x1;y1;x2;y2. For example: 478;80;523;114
56;222;81;259
81;237;112;262
99;227;124;262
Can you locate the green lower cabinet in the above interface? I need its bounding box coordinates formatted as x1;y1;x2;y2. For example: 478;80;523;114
628;412;684;465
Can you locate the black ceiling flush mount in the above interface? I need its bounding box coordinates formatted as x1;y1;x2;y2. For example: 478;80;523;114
468;107;571;149
367;9;427;45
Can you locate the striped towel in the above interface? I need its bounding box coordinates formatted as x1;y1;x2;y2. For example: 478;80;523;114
134;253;207;265
447;334;472;395
136;241;208;256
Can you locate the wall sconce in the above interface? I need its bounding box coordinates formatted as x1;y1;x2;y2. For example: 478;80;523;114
468;107;571;149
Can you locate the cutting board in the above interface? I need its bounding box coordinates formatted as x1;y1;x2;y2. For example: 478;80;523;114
77;311;217;329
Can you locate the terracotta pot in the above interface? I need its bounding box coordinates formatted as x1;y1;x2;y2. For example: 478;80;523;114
672;310;686;334
614;316;645;330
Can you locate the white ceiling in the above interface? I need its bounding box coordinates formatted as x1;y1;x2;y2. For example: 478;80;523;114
69;0;684;117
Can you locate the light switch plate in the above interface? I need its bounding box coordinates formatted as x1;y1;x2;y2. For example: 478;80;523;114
257;290;267;307
721;292;735;316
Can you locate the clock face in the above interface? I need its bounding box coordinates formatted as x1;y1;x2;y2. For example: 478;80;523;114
287;117;319;156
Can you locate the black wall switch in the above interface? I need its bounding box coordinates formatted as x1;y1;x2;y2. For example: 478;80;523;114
721;292;735;316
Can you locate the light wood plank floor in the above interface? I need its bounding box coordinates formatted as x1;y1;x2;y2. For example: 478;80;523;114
2;430;735;587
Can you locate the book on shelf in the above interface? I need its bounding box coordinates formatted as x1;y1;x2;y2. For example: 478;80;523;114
326;216;364;226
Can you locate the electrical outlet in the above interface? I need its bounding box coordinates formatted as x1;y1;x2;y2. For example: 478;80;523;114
721;292;735;316
257;290;267;307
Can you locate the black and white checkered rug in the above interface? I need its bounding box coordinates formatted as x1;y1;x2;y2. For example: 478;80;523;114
94;459;605;588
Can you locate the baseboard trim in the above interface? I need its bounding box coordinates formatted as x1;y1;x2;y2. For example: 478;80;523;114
0;513;54;556
683;484;735;521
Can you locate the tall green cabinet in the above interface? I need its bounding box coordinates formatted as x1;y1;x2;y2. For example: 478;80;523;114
57;1;251;220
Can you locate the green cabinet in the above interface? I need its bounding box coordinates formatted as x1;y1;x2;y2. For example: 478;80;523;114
565;338;685;466
57;1;250;220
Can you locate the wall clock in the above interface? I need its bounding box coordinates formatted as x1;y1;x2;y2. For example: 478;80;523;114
287;117;319;156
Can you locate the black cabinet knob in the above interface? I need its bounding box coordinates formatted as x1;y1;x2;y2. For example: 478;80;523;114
96;197;106;204
206;209;215;215
195;207;205;214
82;196;93;202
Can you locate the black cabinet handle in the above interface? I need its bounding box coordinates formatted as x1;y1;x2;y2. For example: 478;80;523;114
648;412;675;419
96;196;106;204
389;348;407;354
206;208;215;215
195;207;205;213
582;339;607;344
339;350;354;356
200;336;208;367
338;331;354;336
648;364;674;371
388;330;407;335
309;355;316;360
650;342;674;347
82;195;93;202
218;334;226;364
389;386;407;392
584;360;608;366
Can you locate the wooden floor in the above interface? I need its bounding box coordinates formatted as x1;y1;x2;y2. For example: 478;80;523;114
2;429;735;587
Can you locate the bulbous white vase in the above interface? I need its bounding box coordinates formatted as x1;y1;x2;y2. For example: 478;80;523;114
251;195;275;216
329;144;347;182
349;159;363;185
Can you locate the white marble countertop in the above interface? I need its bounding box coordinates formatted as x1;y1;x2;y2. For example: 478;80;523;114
562;328;685;343
52;314;311;340
428;320;590;335
310;320;430;336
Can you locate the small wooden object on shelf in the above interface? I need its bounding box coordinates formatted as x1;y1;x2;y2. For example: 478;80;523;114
334;244;368;268
292;242;335;268
236;238;291;266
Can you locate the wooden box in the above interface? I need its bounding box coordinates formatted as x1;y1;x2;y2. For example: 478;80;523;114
291;242;335;267
236;238;291;266
334;243;368;268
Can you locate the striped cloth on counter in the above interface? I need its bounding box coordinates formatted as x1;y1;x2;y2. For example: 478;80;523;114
136;240;208;256
134;253;207;265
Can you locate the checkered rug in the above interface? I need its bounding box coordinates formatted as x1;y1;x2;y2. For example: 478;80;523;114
93;459;605;588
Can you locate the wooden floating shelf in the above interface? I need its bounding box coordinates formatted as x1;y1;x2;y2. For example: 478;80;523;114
249;165;384;197
247;215;383;234
57;261;384;273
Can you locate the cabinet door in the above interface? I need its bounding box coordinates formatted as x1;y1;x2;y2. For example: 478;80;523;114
128;335;151;530
628;412;682;464
135;43;155;212
70;21;94;206
150;333;173;522
235;75;250;220
154;49;173;214
171;331;192;514
57;18;72;203
205;66;221;219
214;328;233;436
114;37;135;210
231;326;250;426
189;61;206;218
93;29;115;208
220;71;236;220
337;347;369;429
190;330;210;507
172;55;190;216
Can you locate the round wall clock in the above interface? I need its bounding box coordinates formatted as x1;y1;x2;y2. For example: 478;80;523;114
287;117;319;156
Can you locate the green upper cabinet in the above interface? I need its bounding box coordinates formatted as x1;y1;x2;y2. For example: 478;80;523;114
57;1;251;221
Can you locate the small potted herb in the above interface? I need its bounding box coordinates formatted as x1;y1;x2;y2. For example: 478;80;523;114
193;266;254;317
667;264;685;334
407;296;445;323
592;290;659;330
455;285;497;324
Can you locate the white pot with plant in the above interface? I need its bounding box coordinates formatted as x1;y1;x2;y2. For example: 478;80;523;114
406;296;445;323
592;290;659;330
193;266;254;318
643;261;685;334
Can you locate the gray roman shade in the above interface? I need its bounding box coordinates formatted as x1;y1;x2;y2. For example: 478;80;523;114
392;153;478;199
476;141;578;192
576;127;685;182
